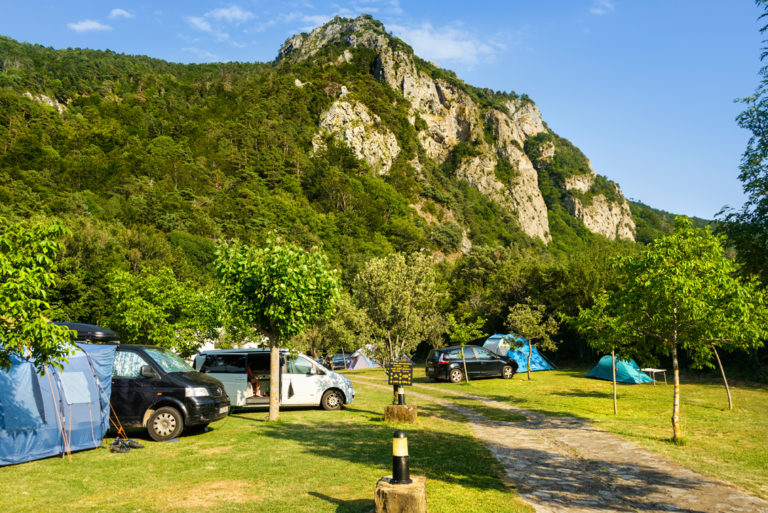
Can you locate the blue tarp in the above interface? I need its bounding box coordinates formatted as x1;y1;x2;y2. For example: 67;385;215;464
586;355;654;384
0;343;116;466
483;334;555;372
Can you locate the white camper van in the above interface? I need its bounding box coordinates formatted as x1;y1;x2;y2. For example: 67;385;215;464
193;349;354;410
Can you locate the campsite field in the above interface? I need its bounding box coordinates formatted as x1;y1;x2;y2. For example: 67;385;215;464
0;383;531;513
363;366;768;500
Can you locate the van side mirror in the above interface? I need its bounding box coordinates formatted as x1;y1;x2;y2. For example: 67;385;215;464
140;365;159;379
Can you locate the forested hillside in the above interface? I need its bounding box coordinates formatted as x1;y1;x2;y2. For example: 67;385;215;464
0;16;697;359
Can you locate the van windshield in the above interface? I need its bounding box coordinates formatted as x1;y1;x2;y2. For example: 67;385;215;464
144;347;195;373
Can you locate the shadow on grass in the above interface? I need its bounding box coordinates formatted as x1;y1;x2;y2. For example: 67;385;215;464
309;492;373;513
259;414;511;496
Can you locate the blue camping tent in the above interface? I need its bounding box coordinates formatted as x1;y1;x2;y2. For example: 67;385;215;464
483;334;555;372
585;355;654;384
0;343;116;466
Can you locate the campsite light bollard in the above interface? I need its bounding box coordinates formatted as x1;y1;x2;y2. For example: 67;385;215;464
391;430;412;484
397;385;405;405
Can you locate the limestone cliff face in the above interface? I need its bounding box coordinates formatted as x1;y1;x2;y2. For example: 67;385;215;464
280;15;635;244
564;164;636;241
23;92;67;114
313;99;400;175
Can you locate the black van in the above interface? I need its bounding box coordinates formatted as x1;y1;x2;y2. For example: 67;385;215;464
58;323;230;441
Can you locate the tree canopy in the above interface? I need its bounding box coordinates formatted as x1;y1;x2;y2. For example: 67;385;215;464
215;237;339;420
0;218;75;372
577;218;768;441
352;252;444;363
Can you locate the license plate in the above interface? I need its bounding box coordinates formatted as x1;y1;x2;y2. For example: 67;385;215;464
219;406;229;414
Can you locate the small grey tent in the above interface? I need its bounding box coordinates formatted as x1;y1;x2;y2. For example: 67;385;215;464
348;351;377;370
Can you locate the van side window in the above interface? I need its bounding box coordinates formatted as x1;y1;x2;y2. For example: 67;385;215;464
113;351;149;378
285;355;313;374
201;354;246;374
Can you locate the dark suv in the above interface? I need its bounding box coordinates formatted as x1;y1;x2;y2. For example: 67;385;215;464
425;345;518;383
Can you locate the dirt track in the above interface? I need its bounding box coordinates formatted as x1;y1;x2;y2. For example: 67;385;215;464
350;376;768;513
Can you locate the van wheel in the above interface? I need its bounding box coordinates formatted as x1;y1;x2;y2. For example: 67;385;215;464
502;365;515;379
449;368;464;383
148;406;183;441
321;389;344;411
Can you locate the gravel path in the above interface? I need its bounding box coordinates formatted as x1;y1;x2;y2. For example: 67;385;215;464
349;376;768;513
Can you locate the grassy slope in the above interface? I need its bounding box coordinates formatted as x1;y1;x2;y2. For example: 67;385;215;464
0;384;531;513
372;366;768;499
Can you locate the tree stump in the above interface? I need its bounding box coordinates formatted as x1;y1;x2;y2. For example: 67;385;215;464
375;475;426;513
384;404;417;423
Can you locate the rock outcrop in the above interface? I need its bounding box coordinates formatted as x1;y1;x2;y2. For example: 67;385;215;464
23;92;67;114
281;15;635;244
564;163;636;241
313;100;400;175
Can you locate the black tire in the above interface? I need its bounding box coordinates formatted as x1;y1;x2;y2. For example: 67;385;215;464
502;365;515;379
321;389;344;411
147;406;183;441
448;368;464;384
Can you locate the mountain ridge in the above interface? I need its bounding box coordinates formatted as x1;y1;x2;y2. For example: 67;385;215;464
274;14;636;244
0;15;686;326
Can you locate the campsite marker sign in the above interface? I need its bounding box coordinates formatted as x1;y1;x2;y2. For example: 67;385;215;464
388;361;413;386
388;361;413;405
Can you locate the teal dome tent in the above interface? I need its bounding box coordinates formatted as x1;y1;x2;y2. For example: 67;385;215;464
586;355;654;384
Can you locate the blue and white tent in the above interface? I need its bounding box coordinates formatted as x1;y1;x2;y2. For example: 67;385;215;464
483;333;555;372
0;343;116;466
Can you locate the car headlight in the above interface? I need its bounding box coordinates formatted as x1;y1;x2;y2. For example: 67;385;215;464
186;387;210;397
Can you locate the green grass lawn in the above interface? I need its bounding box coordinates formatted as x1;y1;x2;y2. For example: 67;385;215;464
0;383;532;513
347;366;768;499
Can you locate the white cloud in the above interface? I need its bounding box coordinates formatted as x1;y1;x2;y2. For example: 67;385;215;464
207;5;254;24
389;22;497;68
590;0;615;15
186;16;213;33
182;47;220;61
67;19;112;32
302;14;334;27
109;8;133;19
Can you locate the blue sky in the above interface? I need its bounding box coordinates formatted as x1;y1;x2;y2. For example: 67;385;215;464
1;1;763;219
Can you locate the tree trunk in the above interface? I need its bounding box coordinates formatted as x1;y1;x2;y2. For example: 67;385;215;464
527;344;532;381
611;349;618;416
461;345;470;383
268;344;280;422
671;341;682;442
711;344;733;410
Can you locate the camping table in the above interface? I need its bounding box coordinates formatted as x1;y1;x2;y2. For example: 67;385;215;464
640;368;667;385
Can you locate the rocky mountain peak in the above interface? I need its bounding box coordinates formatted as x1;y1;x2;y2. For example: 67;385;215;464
285;14;635;244
277;15;403;63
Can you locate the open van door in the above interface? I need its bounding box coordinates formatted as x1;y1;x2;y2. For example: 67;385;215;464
197;353;248;406
282;354;323;406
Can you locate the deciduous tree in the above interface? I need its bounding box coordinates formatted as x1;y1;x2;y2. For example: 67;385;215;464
578;218;768;441
106;267;220;356
0;218;74;372
718;0;768;283
352;252;444;364
505;298;558;381
447;312;486;383
215;238;339;421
